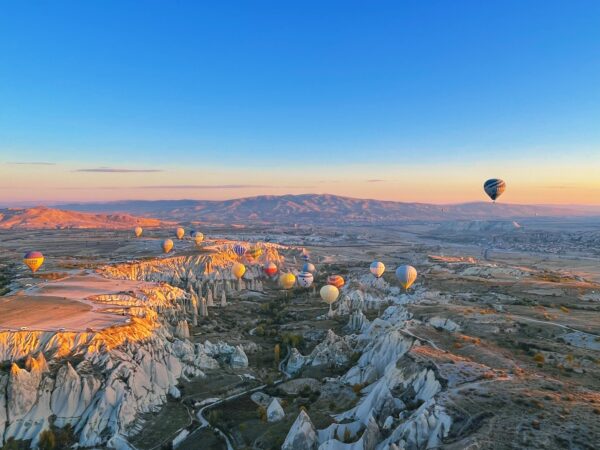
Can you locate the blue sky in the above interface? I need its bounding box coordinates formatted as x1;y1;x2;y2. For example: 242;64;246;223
1;1;599;203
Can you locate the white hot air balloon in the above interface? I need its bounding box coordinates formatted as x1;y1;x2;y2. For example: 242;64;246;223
297;271;314;288
395;265;417;290
320;284;339;315
370;261;385;278
134;226;143;238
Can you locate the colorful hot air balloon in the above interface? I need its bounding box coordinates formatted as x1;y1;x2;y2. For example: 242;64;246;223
395;265;417;290
162;239;174;254
302;262;316;273
370;261;385;278
246;246;263;260
297;271;314;288
233;244;247;257
263;262;278;277
232;262;246;279
327;275;345;289
134;226;143;238
193;231;204;246
320;285;339;305
301;254;310;261
483;179;506;202
23;251;44;273
280;273;296;289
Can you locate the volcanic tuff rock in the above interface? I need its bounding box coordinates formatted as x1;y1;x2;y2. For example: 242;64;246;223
0;206;165;229
282;410;318;450
0;271;250;448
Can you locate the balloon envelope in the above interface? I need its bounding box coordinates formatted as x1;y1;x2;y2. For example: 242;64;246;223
193;232;204;245
232;262;246;279
370;261;385;278
176;227;185;240
395;265;417;290
162;239;174;254
246;246;263;260
302;262;316;273
233;244;247;257
280;273;296;289
263;262;278;277
23;251;44;273
297;271;314;287
327;275;345;289
320;285;339;305
483;179;506;201
134;226;143;238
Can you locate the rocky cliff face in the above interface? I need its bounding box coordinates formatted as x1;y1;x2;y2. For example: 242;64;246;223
0;244;267;448
282;281;456;450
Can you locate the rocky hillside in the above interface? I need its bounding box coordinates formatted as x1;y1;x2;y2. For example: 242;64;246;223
58;194;600;225
0;206;166;229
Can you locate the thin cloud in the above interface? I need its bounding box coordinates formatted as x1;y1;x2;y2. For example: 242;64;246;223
7;161;56;165
366;179;385;183
56;184;316;190
75;167;164;173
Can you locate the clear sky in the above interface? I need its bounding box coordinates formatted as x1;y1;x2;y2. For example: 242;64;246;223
1;1;599;205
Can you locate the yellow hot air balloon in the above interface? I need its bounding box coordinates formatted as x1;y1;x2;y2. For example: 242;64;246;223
395;265;417;290
246;246;263;261
23;251;44;273
370;261;385;278
232;262;246;279
134;226;143;238
162;239;174;254
320;285;339;305
193;232;204;246
176;227;185;240
280;273;296;289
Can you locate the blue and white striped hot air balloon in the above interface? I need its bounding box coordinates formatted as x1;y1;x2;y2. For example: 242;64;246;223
483;179;506;202
297;271;314;288
233;244;247;257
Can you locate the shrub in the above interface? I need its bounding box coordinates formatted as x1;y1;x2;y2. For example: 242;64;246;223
533;353;545;364
38;430;57;450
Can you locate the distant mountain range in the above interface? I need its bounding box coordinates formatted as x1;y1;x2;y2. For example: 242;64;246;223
54;194;600;225
0;206;167;230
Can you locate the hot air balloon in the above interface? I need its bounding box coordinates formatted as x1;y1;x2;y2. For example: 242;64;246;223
162;239;174;254
320;285;339;305
192;231;204;246
327;275;345;289
233;244;247;257
280;273;296;289
370;261;385;278
246;246;263;260
301;254;310;262
176;227;185;240
232;262;246;279
134;226;143;238
395;265;417;290
302;262;316;273
23;251;44;273
297;271;314;288
263;262;278;277
483;179;506;202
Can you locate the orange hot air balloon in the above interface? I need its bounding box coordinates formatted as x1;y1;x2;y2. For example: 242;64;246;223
162;239;174;254
23;251;44;273
263;262;278;277
280;273;296;289
176;227;185;240
232;262;246;279
134;226;143;237
327;275;345;289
